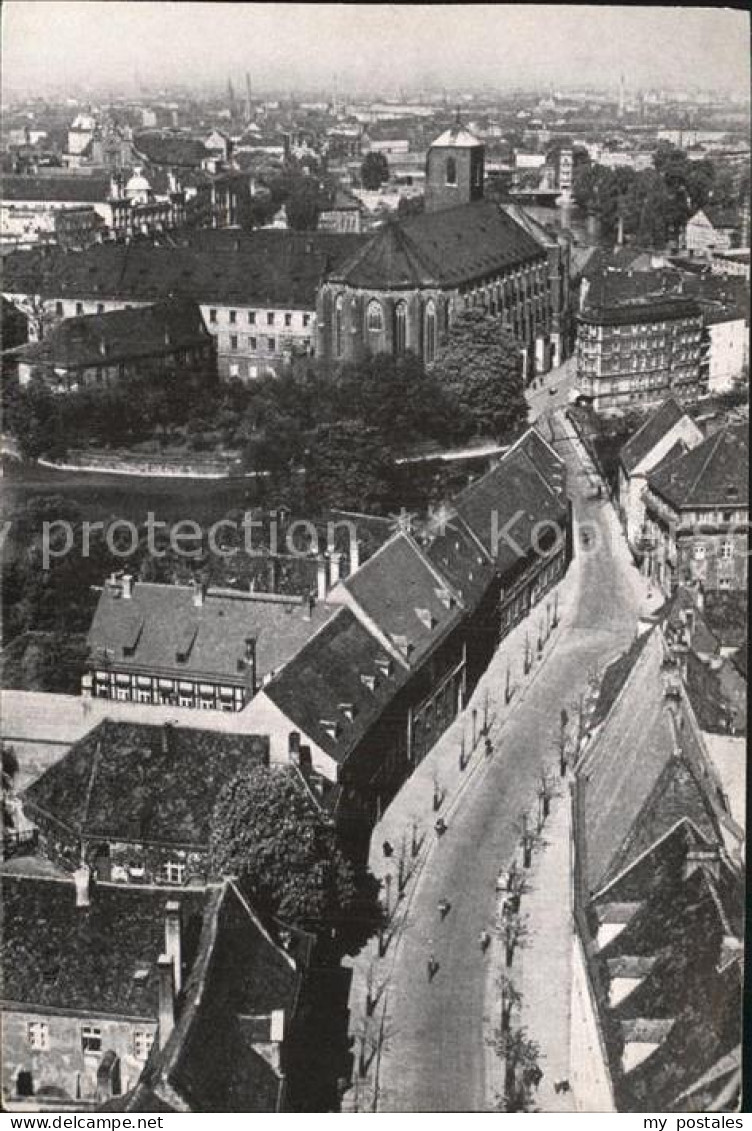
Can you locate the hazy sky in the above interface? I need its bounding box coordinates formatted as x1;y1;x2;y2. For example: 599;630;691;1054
2;3;750;98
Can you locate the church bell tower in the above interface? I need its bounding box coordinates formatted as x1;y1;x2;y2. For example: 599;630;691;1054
425;120;485;213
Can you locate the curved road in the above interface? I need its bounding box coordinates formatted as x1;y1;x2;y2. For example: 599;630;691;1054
377;413;645;1112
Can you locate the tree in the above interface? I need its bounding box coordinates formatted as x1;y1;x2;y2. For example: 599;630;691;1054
361;151;389;190
432;310;528;441
286;177;321;231
304;421;396;514
208;765;357;931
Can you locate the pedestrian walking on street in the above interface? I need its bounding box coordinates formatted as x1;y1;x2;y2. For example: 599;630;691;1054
382;840;393;857
479;929;491;953
434;816;447;837
427;952;439;981
484;737;493;758
438;898;451;920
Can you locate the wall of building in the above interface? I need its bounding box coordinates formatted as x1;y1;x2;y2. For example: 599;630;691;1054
643;495;748;596
620;416;704;548
706;318;748;393
577;313;704;412
569;933;617;1112
3;1008;156;1110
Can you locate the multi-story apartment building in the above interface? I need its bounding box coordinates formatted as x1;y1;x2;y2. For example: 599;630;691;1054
576;293;704;412
642;424;748;596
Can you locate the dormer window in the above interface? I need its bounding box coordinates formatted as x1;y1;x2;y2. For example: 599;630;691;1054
375;658;393;678
361;673;377;692
320;718;340;740
415;607;437;630
434;588;454;610
339;702;357;722
392;634;414;658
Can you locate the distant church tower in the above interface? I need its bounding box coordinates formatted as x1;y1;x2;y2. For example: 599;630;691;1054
424;121;485;213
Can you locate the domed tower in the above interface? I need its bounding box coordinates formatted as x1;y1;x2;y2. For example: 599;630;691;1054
425;122;485;213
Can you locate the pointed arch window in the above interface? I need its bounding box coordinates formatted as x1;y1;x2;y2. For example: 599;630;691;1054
425;301;437;364
367;300;384;333
394;302;407;355
334;294;344;357
446;157;457;186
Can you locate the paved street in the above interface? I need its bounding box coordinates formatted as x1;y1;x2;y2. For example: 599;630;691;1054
358;411;655;1112
526;356;578;421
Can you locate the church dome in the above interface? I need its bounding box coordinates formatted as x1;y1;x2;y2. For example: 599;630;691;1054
125;167;152;198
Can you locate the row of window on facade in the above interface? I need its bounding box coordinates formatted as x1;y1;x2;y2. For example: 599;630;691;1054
333;296;437;360
208;308;311;328
27;1021;154;1060
224;334;311;354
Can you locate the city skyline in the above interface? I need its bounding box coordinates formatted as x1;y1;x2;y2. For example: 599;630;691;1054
2;2;750;100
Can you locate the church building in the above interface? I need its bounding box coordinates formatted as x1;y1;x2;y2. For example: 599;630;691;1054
316;124;570;379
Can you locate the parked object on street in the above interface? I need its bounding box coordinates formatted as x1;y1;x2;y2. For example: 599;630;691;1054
479;929;491;952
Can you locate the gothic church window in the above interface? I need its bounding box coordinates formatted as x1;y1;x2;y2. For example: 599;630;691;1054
395;302;407;354
367;300;384;333
425;301;437;363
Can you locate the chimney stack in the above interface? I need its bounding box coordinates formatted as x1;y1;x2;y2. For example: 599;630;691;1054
157;954;175;1048
317;557;328;601
121;574;133;599
329;552;342;587
74;863;91;908
303;593;315;621
289;731;300;765
164;900;182;994
350;540;360;576
191;579;204;607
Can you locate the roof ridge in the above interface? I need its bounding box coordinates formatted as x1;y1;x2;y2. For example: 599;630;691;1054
685;427;726;506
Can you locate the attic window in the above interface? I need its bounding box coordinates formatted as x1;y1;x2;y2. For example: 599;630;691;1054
415;607;437;630
434;588;454;610
320;718;340;740
392;634;414;657
338;702;357;722
375;658;393;678
361;673;377;692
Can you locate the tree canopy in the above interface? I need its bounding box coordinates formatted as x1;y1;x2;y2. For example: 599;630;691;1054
360;151;389;190
432;310;528;441
304;420;396;514
208;765;357;931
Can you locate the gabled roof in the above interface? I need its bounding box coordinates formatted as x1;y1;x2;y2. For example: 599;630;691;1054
115;881;300;1113
23;720;269;847
620;398;686;474
338;530;464;667
423;516;496;611
2;173;111;203
10;298;211;371
647;424;748;511
587;825;743;1112
2;232;368;310
577;628;730;896
262;607;408;764
327;199;545;290
86;580;335;684
453;437;568;574
1;871;206;1016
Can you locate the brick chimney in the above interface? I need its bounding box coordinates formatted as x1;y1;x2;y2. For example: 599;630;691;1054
317;557;328;601
288;731;301;765
329;552;342;587
74;863;91;908
157;954;175;1048
164;900;182;993
121;573;133;599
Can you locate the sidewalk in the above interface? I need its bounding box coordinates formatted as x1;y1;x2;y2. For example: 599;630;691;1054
514;786;576;1112
343;539;582;1110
